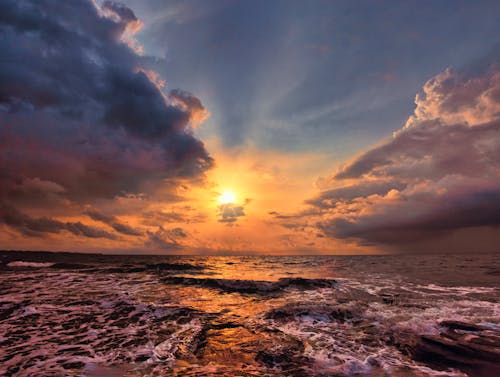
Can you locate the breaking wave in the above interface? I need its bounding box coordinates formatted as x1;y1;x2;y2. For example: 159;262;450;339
0;251;498;376
161;276;337;294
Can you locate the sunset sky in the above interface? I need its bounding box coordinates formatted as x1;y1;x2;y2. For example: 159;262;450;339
1;0;500;254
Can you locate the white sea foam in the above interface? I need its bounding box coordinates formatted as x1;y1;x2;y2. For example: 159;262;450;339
7;261;54;268
1;253;498;376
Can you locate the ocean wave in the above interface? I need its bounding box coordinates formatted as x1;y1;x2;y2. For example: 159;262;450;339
1;253;498;376
161;277;337;294
95;263;205;274
146;263;205;271
265;302;359;323
6;261;54;268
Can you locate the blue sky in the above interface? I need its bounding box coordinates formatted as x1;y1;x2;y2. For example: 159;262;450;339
125;0;500;158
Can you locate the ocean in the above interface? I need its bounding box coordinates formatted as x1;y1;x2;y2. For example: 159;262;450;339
0;251;499;376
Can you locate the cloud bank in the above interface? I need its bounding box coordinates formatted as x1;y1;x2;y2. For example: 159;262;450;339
0;203;116;240
309;63;500;252
0;0;212;242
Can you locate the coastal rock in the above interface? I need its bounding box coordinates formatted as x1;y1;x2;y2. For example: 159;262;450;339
439;320;490;332
265;303;358;323
407;321;500;377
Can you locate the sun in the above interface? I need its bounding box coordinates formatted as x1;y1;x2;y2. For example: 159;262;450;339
218;190;236;204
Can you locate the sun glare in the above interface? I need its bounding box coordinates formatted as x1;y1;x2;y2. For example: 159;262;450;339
219;190;236;204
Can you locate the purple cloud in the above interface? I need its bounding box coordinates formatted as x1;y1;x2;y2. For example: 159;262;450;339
0;0;213;239
308;63;500;251
145;227;187;250
85;208;142;236
0;203;116;239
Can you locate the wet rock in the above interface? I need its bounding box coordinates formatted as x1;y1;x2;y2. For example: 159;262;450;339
414;336;500;376
265;303;358;323
439;320;489;332
400;321;500;377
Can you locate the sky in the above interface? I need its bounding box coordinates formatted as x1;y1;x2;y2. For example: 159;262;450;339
1;0;500;254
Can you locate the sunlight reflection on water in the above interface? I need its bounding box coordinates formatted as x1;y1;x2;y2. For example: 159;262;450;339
0;253;498;376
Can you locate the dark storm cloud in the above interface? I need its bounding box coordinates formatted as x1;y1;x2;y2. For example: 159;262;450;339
216;198;251;224
318;186;500;245
85;208;142;236
0;203;116;239
145;227;186;250
334;120;500;181
306;180;407;208
218;203;245;223
142;211;185;224
0;0;213;239
335;66;500;181
170;89;210;127
102;0;139;25
309;64;500;251
141;209;207;226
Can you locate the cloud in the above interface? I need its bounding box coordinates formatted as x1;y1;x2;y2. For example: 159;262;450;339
0;0;213;240
218;203;245;223
308;62;500;251
85;208;142;236
142;211;185;224
306;180;408;208
170;89;210;128
0;0;212;200
145;226;187;250
217;198;251;224
141;209;206;225
0;203;116;239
